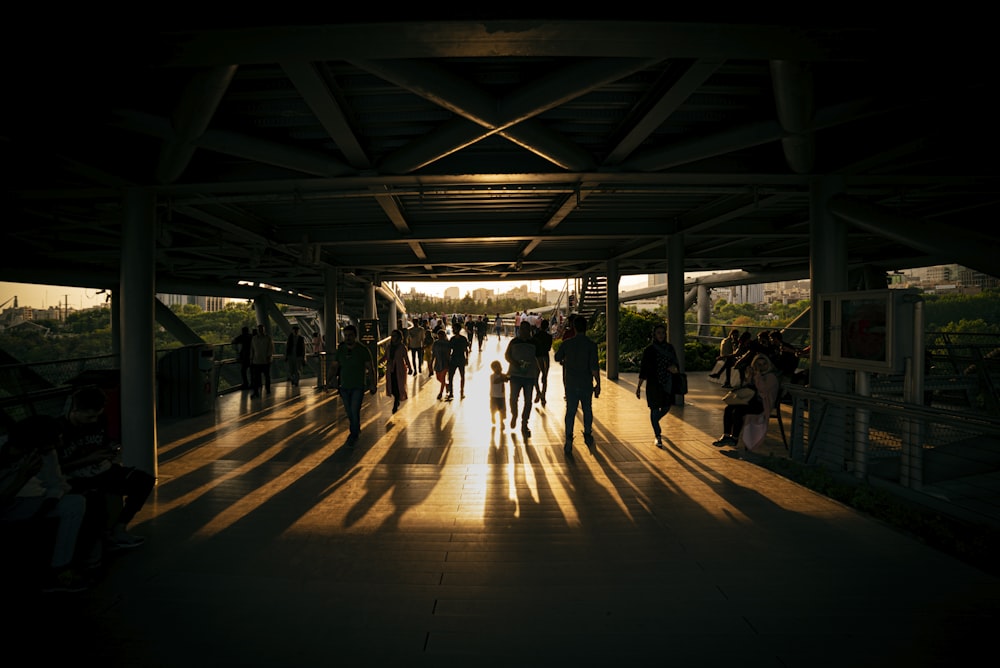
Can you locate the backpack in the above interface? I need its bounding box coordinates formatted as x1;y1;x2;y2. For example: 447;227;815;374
506;338;537;377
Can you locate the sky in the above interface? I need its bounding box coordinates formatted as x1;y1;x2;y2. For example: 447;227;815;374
2;277;654;310
0;282;112;310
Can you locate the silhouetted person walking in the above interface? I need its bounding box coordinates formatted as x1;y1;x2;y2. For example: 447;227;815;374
554;315;600;454
232;326;253;390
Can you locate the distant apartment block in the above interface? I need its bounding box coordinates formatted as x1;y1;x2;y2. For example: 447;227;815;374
0;305;72;327
156;294;228;312
891;264;999;293
646;265;996;305
505;284;531;299
471;287;494;303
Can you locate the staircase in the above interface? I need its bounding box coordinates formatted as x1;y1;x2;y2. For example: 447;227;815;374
576;275;607;322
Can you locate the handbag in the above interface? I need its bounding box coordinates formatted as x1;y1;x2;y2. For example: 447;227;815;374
672;372;688;395
740;413;768;450
723;386;757;405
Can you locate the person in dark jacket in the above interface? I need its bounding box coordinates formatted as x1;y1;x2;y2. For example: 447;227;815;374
231;326;253;390
635;323;679;449
506;321;541;435
554;315;600;454
532;318;554;406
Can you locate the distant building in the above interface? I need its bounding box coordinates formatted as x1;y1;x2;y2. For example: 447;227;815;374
645;265;996;306
444;287;460;300
1;305;72;327
958;267;999;289
156;294;228;312
506;284;530;299
726;284;765;305
629;300;661;312
471;287;494;303
889;264;998;294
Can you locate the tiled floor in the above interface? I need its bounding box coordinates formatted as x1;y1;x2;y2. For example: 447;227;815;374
17;336;1000;666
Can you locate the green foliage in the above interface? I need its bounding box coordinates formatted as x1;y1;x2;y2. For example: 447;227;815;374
923;289;1000;332
684;341;717;370
174;303;257;345
399;292;544;318
573;308;717;372
936;318;1000;336
1;302;258;363
63;307;114;335
714;300;764;324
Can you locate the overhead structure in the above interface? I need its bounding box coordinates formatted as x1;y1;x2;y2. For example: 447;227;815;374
2;20;997;310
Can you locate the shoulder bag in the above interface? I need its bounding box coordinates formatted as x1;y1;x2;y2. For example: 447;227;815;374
723;385;757;406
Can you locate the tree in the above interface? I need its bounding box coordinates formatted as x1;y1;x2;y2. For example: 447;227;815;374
64;307;113;335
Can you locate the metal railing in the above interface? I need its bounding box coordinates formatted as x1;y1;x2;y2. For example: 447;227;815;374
785;383;1000;496
0;335;401;432
0;354;121;428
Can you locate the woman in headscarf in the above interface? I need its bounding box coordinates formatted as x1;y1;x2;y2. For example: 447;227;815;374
713;353;779;449
635;323;680;449
380;329;411;413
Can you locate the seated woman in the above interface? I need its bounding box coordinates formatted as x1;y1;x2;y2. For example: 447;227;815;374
709;328;741;388
712;354;780;448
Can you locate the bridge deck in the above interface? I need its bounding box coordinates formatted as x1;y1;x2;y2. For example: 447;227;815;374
18;334;1000;666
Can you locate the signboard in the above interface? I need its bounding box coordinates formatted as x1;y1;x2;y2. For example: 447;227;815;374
359;319;380;371
817;289;918;374
358;319;380;344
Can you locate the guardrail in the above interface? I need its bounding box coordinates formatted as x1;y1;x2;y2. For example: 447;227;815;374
785;383;1000;498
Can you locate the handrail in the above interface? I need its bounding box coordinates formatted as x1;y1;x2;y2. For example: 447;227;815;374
785;383;1000;429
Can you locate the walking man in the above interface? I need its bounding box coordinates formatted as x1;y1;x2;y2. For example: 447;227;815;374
532;318;553;406
407;319;426;374
250;324;274;398
505;321;541;436
447;322;471;400
330;324;377;445
231;326;253;390
554;314;601;454
475;315;488;352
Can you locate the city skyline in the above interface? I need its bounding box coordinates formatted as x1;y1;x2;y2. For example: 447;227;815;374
1;276;653;310
4;265;990;312
0;282;111;311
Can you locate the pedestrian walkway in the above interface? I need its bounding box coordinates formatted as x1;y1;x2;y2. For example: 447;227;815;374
18;335;1000;666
